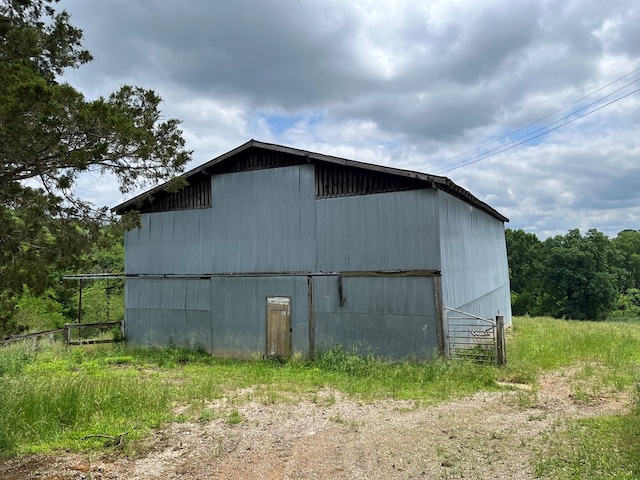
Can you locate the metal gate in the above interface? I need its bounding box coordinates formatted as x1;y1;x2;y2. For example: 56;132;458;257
444;307;505;365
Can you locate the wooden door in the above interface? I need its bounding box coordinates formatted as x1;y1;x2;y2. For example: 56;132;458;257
266;297;291;358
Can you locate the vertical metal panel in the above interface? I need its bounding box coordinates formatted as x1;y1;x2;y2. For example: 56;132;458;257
312;276;438;360
307;276;315;359
123;307;140;343
210;276;309;357
438;192;512;326
210;165;316;273
124;279;213;350
315;189;440;272
160;213;174;273
124;214;151;274
185;310;213;352
172;210;188;273
185;279;211;311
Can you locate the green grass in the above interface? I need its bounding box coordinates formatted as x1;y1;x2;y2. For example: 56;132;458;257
0;340;500;457
535;400;640;479
504;316;640;385
1;315;640;479
508;316;640;480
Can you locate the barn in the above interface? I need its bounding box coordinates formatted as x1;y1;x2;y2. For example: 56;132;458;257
113;140;512;360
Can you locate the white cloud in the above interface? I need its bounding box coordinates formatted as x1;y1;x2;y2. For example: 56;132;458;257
59;0;640;238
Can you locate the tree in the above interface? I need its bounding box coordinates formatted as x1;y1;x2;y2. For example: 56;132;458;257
611;230;640;292
0;0;191;335
505;228;543;315
540;229;617;320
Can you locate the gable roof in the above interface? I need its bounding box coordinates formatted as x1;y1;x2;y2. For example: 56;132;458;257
112;139;508;222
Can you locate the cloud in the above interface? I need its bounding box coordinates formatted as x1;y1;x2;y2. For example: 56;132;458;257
60;0;640;238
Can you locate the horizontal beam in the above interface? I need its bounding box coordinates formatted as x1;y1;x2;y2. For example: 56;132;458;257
65;269;441;281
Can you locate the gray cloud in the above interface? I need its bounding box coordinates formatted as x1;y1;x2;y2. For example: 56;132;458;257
60;0;640;238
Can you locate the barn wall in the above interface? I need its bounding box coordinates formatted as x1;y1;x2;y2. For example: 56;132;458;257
312;275;439;360
124;165;317;275
125;166;442;275
124;278;212;349
209;276;309;357
125;276;310;357
122;162;511;358
208;166;316;273
437;192;512;325
315;189;441;272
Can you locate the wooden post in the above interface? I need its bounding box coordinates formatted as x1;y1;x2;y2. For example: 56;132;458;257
78;278;83;323
307;276;315;361
433;275;446;357
495;315;506;366
64;325;70;346
77;278;83;344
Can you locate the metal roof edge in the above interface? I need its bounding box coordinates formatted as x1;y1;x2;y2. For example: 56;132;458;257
112;139;509;222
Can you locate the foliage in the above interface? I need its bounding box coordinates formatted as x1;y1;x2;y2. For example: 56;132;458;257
0;0;190;336
507;228;640;320
505;229;543;316
2;316;640;460
610;288;640;319
542;229;617;320
12;286;67;332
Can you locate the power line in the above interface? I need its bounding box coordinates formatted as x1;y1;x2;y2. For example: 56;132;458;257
438;86;640;173
434;76;640;173
430;65;640;173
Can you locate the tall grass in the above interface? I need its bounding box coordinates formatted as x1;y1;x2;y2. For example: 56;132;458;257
508;317;640;479
1;315;640;469
0;341;499;456
504;316;640;391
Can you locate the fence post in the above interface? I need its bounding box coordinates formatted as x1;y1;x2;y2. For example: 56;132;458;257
64;324;70;346
495;315;506;366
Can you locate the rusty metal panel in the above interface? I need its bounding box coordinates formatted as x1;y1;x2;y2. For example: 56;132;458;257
315;189;440;272
437;192;512;326
266;297;292;358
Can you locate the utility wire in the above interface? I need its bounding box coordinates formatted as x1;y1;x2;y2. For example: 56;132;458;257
438;86;640;173
430;65;640;173
433;76;640;174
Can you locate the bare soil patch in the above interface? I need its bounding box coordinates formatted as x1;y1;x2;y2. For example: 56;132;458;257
0;369;631;480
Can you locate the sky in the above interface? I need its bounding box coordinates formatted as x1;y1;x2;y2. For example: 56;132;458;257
59;0;640;239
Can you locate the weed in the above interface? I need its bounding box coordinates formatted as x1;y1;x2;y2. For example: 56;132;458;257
226;409;244;425
329;414;363;428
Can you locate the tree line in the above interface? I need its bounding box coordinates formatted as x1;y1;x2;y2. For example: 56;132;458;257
506;228;640;320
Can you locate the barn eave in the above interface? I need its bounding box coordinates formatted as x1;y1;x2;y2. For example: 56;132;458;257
111;139;508;222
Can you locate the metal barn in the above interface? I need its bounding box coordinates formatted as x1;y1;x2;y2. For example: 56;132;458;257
113;140;512;360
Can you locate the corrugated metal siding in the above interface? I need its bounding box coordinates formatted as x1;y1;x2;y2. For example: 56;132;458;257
438;192;512;325
315;189;441;272
124;165;317;275
210;277;309;357
124;279;213;349
209;166;316;273
313;276;438;359
125;276;309;357
125;166;441;275
122;162;512;358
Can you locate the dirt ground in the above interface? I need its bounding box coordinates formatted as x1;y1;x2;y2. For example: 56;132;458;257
0;369;631;480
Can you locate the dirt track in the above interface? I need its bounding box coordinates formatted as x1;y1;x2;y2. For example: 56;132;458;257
0;370;630;480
